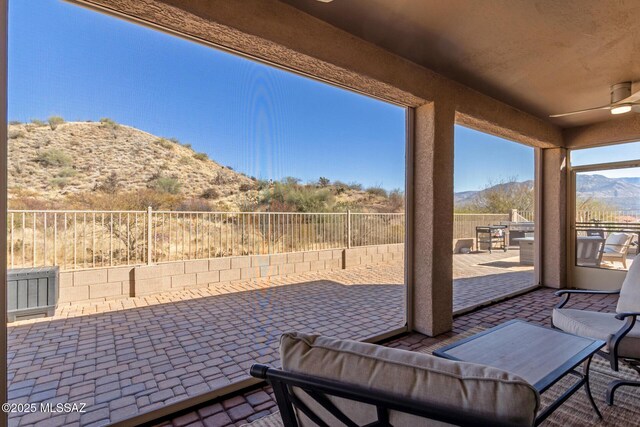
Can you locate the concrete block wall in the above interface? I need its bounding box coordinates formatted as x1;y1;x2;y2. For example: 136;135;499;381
57;243;403;303
58;266;133;305
132;248;345;297
344;243;404;268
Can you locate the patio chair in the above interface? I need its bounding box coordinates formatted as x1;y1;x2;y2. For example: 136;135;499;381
251;332;539;426
552;253;640;405
602;232;634;268
575;236;605;267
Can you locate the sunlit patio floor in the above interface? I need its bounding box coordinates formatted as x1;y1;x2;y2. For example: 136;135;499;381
7;250;535;426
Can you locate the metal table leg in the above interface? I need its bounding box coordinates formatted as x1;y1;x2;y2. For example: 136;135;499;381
583;356;602;419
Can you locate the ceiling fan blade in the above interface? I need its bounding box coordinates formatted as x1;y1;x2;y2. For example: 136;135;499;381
549;105;611;118
615;87;640;105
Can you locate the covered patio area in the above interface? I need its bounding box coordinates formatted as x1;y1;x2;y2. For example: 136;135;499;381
7;250;534;426
2;1;640;426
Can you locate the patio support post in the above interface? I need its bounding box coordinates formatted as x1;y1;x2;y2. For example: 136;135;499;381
410;101;454;336
347;210;351;248
540;147;567;288
0;0;7;422
147;206;153;265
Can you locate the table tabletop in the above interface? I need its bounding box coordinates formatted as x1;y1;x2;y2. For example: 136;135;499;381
434;320;605;392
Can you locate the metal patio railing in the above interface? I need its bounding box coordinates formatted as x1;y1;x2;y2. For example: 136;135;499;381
7;209;405;271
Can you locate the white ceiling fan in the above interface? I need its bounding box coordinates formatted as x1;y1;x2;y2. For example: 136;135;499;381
550;82;640;118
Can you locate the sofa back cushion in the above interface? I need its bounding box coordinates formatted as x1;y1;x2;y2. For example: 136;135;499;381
617;254;640;313
280;332;539;427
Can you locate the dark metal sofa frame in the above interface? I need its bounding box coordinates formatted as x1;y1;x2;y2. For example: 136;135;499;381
250;364;530;427
553;289;640;405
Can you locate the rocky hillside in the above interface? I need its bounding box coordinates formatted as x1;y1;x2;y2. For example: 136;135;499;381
8;119;403;212
8;120;253;203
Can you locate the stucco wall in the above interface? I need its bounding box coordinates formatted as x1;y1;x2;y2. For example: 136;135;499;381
56;244;403;304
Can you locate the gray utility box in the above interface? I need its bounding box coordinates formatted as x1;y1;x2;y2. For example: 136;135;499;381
7;267;58;322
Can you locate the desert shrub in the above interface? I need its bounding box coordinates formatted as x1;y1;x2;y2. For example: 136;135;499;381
366;186;387;198
458;177;533;213
96;171;121;194
213;172;233;185
30;119;46;126
8;129;24;139
348;182;363;191
201;188;220;200
282;177;301;186
332;180;348;194
178;156;193;165
56;167;77;178
50;177;69;188
256;179;271;191
154;138;174;150
178;198;211;211
170;138;191;149
318;177;330;187
9;120;21;125
36;149;72;167
193;152;208;161
65;189;183;210
99;117;118;129
239;183;254;192
9;189;63;210
387;189;405;212
48;116;65;130
149;174;181;194
261;181;334;212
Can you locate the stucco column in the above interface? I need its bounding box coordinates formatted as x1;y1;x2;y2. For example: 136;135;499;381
409;101;454;336
540;147;567;288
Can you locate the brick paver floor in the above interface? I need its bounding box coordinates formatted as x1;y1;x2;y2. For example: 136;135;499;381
8;250;534;426
161;288;624;427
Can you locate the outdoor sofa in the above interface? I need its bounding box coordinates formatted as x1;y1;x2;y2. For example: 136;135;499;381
251;332;539;426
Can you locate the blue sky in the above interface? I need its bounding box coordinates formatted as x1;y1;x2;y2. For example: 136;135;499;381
572;142;640;177
8;0;406;190
454;126;534;192
17;1;638;193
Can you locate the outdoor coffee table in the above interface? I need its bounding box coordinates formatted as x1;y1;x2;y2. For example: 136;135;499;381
434;319;605;424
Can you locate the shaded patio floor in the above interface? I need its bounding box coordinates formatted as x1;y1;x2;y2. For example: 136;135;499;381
8;250;534;426
164;288;640;427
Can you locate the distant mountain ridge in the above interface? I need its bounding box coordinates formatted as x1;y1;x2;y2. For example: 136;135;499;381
455;175;640;210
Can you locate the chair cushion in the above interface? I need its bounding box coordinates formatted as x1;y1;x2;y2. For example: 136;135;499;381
605;233;632;254
603;247;624;255
280;332;539;427
617;254;640;313
552;308;640;358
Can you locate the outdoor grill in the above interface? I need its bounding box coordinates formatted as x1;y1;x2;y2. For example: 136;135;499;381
475;225;508;253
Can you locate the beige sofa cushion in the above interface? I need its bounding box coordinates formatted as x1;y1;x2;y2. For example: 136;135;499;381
280;332;539;427
552;308;640;358
617;254;640;313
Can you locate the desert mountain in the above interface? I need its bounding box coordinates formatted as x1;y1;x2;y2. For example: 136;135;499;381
8;120;252;201
8;120;402;212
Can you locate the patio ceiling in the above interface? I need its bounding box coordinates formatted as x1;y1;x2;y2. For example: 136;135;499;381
281;0;640;129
